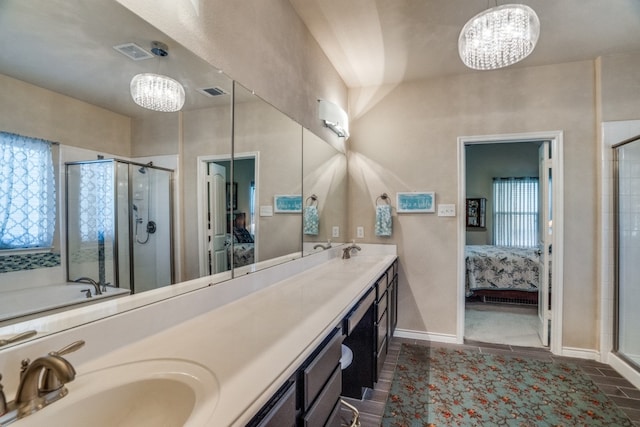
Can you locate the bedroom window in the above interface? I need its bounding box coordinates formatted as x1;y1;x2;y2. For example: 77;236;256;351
0;132;56;250
493;177;538;247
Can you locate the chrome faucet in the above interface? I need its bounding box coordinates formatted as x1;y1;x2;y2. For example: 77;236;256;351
0;340;85;423
313;240;332;251
342;241;362;259
74;277;102;295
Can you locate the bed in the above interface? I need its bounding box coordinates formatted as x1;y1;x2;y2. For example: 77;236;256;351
465;245;541;304
227;212;254;267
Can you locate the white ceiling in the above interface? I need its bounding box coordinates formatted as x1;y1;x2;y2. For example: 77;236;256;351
289;0;640;88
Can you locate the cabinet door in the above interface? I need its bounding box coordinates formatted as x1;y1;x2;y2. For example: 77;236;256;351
252;381;297;427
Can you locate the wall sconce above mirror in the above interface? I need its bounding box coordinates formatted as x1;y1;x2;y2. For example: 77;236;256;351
318;99;350;140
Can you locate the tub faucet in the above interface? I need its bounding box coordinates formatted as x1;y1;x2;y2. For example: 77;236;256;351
342;241;362;259
74;277;102;296
313;240;332;250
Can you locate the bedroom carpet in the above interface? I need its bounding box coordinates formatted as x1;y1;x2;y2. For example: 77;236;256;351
381;344;634;426
465;304;541;347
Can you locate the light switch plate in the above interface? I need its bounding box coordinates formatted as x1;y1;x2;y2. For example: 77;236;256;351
332;226;340;238
259;205;273;217
437;204;456;217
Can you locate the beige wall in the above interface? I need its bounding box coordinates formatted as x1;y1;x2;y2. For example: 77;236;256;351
348;60;598;349
600;51;640;122
234;97;303;262
0;73;131;155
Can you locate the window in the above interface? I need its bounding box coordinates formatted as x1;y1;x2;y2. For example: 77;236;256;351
493;177;538;247
0;132;56;249
78;161;114;242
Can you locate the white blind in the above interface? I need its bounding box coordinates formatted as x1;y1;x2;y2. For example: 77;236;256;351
493;177;539;247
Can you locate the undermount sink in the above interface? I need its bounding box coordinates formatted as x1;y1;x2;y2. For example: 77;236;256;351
15;359;219;427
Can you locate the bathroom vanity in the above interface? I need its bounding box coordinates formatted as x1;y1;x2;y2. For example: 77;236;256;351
0;245;397;426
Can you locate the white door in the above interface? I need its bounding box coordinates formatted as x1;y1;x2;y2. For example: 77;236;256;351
538;142;552;345
207;162;228;274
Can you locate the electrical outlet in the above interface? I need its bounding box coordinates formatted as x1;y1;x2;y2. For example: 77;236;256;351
356;226;364;238
437;204;456;217
332;226;340;238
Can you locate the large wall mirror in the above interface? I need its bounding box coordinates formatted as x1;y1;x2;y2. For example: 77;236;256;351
0;0;347;349
302;129;347;253
232;83;303;272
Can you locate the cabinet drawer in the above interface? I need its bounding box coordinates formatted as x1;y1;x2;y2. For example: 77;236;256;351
253;381;297;427
376;290;387;321
303;329;343;410
324;399;343;427
376;309;388;352
344;287;375;335
375;273;387;300
376;335;387;381
303;365;342;427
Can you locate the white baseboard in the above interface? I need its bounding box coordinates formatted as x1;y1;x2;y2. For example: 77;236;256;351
561;346;600;360
609;353;640;390
394;328;459;344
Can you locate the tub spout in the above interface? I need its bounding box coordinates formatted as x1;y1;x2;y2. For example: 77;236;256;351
73;277;102;295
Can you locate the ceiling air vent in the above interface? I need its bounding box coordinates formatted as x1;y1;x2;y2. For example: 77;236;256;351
113;43;154;61
198;87;228;97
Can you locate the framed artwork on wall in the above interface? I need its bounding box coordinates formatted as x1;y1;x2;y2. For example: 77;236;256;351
396;192;435;213
466;198;486;229
274;194;302;213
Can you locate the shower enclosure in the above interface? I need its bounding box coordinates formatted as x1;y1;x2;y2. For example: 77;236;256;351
614;135;640;369
66;159;174;294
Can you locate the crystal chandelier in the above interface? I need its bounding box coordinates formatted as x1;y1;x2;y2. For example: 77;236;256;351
458;4;540;70
130;73;185;112
129;41;185;112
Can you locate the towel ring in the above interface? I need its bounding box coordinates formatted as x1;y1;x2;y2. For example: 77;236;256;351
305;194;318;207
376;193;390;206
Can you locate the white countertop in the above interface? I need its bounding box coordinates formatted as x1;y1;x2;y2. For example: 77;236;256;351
72;253;396;426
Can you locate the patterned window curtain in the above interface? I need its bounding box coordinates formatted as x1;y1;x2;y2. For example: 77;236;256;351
78;162;114;242
493;177;539;247
0;132;56;249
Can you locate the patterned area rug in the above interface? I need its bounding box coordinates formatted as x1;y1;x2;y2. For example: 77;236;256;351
382;344;633;426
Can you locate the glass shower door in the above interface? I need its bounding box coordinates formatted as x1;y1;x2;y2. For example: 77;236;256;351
130;164;173;292
615;136;640;369
66;161;116;287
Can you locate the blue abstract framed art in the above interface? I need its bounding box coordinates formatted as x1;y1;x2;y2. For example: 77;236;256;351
396;192;435;213
274;194;303;213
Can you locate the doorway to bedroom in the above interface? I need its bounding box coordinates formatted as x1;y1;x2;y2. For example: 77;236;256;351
458;132;563;352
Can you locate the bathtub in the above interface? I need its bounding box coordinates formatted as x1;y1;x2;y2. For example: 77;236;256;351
0;283;130;325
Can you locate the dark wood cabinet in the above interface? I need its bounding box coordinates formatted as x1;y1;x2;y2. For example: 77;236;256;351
247;257;399;426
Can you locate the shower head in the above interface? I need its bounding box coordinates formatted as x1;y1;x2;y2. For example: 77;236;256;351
133;204;138;211
138;167;146;174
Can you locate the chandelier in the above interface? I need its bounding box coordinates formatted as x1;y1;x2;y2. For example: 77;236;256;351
129;41;185;112
458;4;540;70
130;73;185;112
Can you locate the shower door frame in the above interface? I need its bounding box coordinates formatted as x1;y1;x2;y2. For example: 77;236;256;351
613;134;640;370
65;159;175;292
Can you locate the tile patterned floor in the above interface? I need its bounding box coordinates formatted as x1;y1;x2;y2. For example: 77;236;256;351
340;338;640;426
